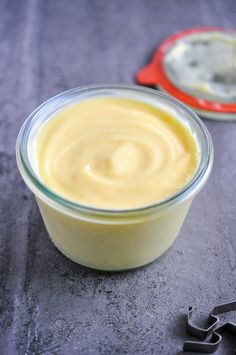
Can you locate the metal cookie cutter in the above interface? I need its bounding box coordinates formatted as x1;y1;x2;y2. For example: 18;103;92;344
183;301;236;353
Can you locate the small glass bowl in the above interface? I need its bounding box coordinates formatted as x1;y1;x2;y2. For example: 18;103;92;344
16;85;214;271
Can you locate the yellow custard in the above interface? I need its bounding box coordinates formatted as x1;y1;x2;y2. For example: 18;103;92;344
36;97;199;209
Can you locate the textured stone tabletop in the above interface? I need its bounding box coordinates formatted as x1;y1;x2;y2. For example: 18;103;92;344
1;1;236;354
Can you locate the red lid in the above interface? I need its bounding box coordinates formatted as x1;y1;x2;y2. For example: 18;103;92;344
136;27;236;115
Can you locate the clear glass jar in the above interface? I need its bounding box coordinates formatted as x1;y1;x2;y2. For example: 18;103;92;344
16;85;214;271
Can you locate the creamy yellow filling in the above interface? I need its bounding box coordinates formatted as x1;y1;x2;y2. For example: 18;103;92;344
36;97;199;209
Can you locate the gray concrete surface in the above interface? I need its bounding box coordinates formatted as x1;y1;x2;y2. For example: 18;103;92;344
0;0;236;354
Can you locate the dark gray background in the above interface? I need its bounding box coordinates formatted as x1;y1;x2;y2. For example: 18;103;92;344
1;0;236;354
